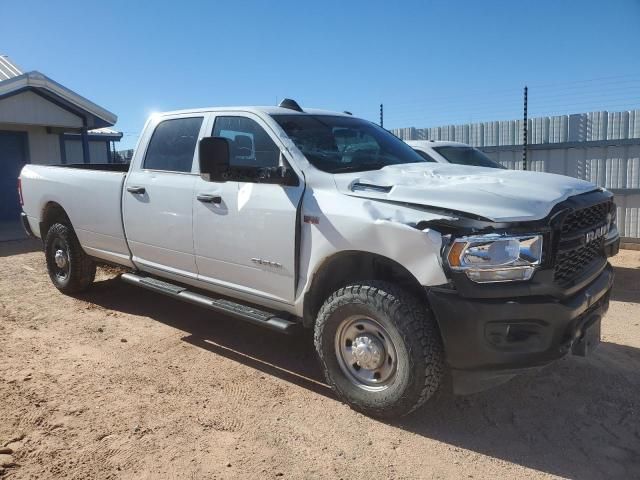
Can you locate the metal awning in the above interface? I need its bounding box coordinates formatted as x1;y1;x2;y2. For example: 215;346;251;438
0;70;117;129
0;55;22;81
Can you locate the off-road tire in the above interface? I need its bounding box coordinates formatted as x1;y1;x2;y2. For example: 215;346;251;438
45;222;96;294
314;281;444;418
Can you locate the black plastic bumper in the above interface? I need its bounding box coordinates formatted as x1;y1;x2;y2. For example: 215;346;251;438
20;212;36;238
604;231;620;258
427;263;614;394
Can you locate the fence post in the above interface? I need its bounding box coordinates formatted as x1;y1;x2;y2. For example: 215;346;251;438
523;86;528;171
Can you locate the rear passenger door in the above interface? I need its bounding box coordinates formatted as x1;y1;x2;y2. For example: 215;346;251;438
123;115;205;277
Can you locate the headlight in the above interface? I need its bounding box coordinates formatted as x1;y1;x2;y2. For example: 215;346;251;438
447;234;543;283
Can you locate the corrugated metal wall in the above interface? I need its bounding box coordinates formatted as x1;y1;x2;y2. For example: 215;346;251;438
481;142;640;240
392;109;640;146
392;109;640;240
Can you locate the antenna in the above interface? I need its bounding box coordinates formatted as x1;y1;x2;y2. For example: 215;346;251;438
278;98;303;112
379;103;384;127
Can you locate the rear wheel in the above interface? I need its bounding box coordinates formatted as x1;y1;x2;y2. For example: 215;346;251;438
45;222;96;294
314;281;444;418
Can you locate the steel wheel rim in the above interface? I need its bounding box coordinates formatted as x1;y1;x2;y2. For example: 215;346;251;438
335;315;398;391
51;237;70;281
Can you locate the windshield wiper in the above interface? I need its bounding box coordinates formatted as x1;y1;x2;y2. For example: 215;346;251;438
331;163;388;173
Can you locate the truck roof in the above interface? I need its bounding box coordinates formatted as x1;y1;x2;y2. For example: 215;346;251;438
405;140;471;148
155;106;353;118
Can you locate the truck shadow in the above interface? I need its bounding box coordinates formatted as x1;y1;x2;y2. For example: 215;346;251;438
0;238;41;257
396;343;640;479
610;264;640;303
81;277;332;398
79;276;640;480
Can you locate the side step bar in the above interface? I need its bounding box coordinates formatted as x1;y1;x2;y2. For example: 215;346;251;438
120;272;299;334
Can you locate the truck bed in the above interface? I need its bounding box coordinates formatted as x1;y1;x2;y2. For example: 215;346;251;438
50;163;130;172
20;164;134;267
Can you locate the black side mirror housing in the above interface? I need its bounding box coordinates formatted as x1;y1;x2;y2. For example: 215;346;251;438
199;137;231;182
199;138;299;186
256;166;299;186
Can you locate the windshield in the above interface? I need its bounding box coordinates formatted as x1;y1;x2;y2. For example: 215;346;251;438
272;114;427;173
433;146;506;169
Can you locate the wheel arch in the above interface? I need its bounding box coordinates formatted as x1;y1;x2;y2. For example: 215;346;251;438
40;201;72;239
302;250;428;328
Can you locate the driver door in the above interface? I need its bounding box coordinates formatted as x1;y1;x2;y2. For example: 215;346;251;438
193;113;304;304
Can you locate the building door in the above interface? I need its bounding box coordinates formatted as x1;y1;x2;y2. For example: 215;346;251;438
0;132;28;221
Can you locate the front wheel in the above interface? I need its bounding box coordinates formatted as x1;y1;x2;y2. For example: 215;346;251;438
45;222;96;294
314;281;444;418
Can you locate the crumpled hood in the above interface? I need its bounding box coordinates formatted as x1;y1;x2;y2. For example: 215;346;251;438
333;163;598;222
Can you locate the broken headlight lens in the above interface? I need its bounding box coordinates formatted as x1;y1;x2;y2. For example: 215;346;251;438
447;234;543;283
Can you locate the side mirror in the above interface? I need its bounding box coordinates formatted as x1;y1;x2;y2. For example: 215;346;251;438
256;166;299;186
199;137;230;182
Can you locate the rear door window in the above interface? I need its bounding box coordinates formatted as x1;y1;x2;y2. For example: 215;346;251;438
144;117;204;172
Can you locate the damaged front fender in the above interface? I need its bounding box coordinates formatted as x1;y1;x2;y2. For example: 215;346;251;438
295;190;454;312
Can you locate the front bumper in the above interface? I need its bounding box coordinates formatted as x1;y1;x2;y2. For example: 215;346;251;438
427;263;614;394
604;226;620;257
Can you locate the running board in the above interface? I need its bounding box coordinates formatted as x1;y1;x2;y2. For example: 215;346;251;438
120;272;298;334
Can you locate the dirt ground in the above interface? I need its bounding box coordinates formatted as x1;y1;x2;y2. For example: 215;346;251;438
0;240;639;480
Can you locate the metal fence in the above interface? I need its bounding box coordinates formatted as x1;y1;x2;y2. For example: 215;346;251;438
481;141;640;241
392;109;640;241
392;110;640;146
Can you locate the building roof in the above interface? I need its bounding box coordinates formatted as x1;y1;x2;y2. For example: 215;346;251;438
88;127;123;137
0;55;22;81
0;55;117;129
73;127;122;140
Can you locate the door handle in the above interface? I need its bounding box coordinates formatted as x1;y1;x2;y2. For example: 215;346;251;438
127;186;146;194
197;193;222;204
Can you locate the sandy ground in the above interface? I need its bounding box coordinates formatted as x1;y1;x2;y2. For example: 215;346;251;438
0;240;639;480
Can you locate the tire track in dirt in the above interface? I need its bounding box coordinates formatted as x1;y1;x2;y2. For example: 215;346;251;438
2;246;640;479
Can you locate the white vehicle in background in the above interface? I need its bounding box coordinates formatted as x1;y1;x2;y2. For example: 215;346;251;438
406;140;506;169
19;99;620;418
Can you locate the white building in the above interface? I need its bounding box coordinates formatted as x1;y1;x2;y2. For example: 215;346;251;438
0;55;121;222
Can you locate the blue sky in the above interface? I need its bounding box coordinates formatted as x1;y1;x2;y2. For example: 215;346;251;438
4;0;640;149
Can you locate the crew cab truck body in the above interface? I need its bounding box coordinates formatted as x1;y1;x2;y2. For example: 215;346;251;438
20;100;620;417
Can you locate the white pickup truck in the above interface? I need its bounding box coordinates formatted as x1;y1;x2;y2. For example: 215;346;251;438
19;99;620;418
405;140;506;169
